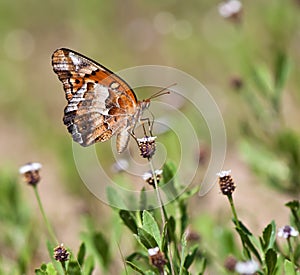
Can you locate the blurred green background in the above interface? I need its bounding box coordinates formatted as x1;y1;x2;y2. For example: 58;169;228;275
1;0;300;273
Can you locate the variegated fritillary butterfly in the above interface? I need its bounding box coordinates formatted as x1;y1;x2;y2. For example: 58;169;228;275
51;48;155;153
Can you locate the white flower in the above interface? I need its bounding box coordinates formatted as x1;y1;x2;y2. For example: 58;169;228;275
137;136;157;159
142;172;152;181
217;170;231;178
19;162;42;174
218;0;242;18
148;246;160;256
235;259;259;274
142;169;163;181
136;136;157;143
278;225;299;239
19;162;42;185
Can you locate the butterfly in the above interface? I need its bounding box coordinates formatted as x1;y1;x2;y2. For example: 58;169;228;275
52;48;168;153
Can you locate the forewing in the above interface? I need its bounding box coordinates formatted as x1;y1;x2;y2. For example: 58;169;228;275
52;48;138;147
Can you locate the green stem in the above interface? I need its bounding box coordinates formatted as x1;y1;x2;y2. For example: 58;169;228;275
149;159;175;275
61;261;67;275
33;185;57;245
287;238;297;275
149;160;166;226
179;234;186;275
227;194;252;259
291;209;300;232
228;194;241;232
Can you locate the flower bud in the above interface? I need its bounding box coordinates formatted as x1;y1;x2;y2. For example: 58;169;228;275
137;136;157;159
217;170;236;196
148;247;167;273
19;162;42;186
53;244;69;262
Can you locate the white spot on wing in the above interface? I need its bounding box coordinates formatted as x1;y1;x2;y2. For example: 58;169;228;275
110;82;120;89
69;52;82;67
56;63;69;71
94;85;110;115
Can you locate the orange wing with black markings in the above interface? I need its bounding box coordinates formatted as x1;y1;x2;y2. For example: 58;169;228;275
51;48;141;152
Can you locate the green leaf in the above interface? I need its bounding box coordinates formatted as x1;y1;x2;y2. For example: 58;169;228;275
218;228;238;256
234;220;252;236
77;242;86;266
34;269;45;275
82;255;95;275
46;241;54;259
35;263;56;275
239;140;289;187
274;51;290;95
162;161;177;185
276;130;300;168
162;161;179;199
40;263;47;271
178;186;199;201
67;261;81;275
48;263;58;275
106;186;126;209
183;246;198;270
140;187;147;211
161;222;168;253
283;259;296;275
179;200;188;237
126;252;149;262
92;232;110;268
285;200;300;210
179;233;187;275
285;200;300;231
167;216;176;243
137;227;158;249
134;234;148;251
119;210;138;234
261;221;276;251
236;226;262;263
265;248;277;275
35;263;47;275
179;267;189;275
197;257;207;275
142;211;162;249
251;63;273;99
126;261;146;275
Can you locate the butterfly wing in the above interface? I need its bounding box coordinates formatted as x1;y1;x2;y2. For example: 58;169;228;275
52;48;138;152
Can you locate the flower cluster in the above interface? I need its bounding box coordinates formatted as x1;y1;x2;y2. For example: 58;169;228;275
53;244;70;262
148;247;167;273
235;259;259;275
217;170;236;196
278;225;299;239
142;169;163;188
225;256;260;275
218;0;243;22
19;162;42;186
137;136;157;159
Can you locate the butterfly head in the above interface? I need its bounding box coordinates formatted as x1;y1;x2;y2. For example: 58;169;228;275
139;98;151;111
139;84;175;111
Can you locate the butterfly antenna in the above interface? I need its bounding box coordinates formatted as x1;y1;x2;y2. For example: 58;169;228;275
149;83;177;100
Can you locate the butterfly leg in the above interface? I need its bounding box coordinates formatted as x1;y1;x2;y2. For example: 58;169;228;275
128;130;140;146
140;116;154;136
